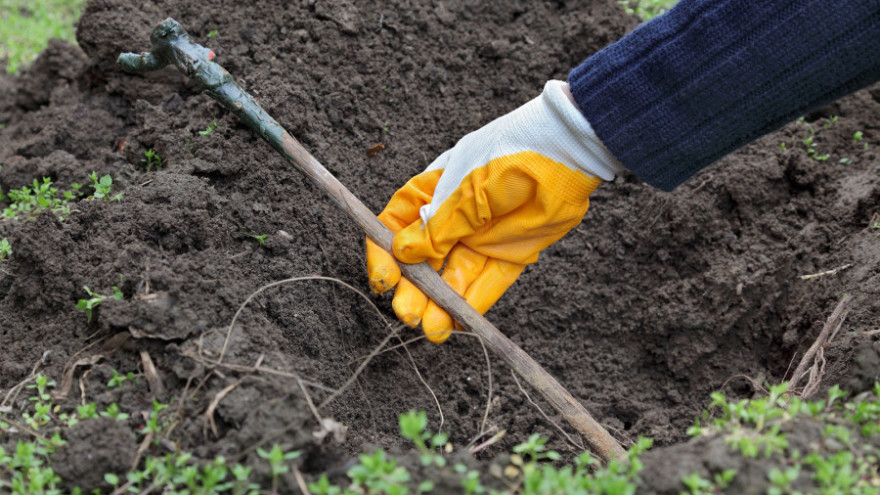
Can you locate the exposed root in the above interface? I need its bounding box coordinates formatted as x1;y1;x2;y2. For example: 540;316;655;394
205;377;244;436
511;371;585;452
1;355;45;409
469;429;506;455
350;328;496;440
789;294;852;398
216;275;446;433
719;374;770;396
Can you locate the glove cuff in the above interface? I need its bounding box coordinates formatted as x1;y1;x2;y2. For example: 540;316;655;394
542;80;623;181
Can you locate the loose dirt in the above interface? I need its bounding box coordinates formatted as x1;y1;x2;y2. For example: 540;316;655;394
1;0;878;493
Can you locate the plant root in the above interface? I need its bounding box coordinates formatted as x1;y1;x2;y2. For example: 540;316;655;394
789;294;852;398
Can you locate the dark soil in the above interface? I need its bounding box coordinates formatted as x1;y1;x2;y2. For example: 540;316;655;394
1;0;878;493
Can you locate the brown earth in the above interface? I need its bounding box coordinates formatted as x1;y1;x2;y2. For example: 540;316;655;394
0;0;878;493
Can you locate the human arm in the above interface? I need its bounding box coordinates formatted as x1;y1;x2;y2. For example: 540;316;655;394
367;0;880;342
570;0;880;190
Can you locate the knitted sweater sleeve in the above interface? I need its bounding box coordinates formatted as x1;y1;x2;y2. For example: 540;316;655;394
568;0;880;191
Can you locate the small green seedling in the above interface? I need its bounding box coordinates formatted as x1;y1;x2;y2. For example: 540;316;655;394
251;234;268;246
199;119;218;136
399;410;449;468
108;369;136;388
142;149;163;171
143;400;169;442
257;445;300;493
100;403;130;421
853;130;864;142
88;172;123;201
207;29;219;38
2;177;71;220
0;238;10;259
76;286;107;322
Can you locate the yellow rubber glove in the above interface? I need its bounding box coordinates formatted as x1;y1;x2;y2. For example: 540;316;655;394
367;80;621;343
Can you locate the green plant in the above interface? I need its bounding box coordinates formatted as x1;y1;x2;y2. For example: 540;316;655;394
142;149;163;171
2;178;71;220
88;172;123;201
107;369;136;388
75;286;106;322
75;283;123;322
207;29;219;38
143;400;169;442
513;434;562;464
347;449;410;495
251;234;268;246
0;237;11;259
680;469;736;495
99;403;130;421
399;410;449;468
0;441;62;494
75;403;97;420
199;119;218;136
257;444;301;494
22;375;56;430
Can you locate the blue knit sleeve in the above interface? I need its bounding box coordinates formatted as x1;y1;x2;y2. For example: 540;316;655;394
568;0;880;191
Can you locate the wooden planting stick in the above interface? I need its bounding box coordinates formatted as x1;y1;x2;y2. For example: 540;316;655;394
118;18;626;462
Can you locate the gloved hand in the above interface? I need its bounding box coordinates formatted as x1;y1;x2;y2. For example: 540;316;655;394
366;80;621;343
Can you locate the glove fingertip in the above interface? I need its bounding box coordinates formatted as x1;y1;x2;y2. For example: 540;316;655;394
368;266;398;294
366;238;402;293
422;305;454;344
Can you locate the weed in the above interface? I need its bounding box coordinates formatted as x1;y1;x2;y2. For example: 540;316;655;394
0;441;62;493
142;149;163;171
207;29;219;38
75;283;123;322
75;286;107;322
691;383;880;493
840;157;852;165
142;400;169;442
251;233;268;245
199;119;218;136
399;410;449;468
107;369;136;388
0;238;11;259
347;450;410;495
513;433;562;463
21;374;56;430
2;178;71;220
257;444;301;493
99;403;130;422
88;172;123;201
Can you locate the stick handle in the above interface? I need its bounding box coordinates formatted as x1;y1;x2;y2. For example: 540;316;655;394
119;18;626;462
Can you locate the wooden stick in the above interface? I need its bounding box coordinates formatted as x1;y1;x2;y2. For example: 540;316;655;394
118;18;626;462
